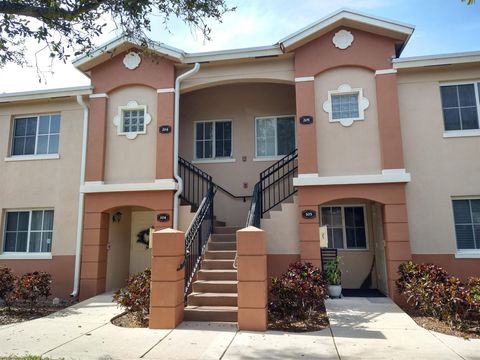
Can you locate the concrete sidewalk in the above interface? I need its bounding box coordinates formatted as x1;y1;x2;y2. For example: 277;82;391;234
0;293;477;359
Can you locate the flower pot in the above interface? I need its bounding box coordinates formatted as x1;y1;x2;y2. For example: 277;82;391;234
328;284;342;298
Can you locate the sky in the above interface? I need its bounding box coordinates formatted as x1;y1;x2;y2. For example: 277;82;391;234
0;0;479;93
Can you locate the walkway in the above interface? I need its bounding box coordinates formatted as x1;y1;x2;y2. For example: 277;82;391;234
0;293;477;359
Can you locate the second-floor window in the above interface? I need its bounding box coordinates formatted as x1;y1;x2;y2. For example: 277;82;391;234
11;114;60;156
255;116;295;158
440;83;480;132
195;120;232;160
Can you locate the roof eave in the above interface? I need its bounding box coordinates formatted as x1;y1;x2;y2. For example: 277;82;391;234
0;85;93;104
393;51;480;70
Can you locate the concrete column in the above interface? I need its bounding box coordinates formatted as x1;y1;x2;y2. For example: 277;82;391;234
80;212;109;300
236;226;268;331
156;91;175;179
375;73;405;170
85;96;108;181
149;228;185;329
382;203;411;303
295;80;318;174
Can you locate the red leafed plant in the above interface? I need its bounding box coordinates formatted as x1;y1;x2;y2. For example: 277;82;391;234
269;261;327;322
113;268;151;326
13;271;52;310
0;266;16;308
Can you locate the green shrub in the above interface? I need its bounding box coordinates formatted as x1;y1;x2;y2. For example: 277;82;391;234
113;268;151;326
13;272;52;309
0;266;16;307
396;261;480;329
269;262;327;322
324;257;341;285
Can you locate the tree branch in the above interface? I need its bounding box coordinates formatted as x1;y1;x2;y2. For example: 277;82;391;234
0;1;106;21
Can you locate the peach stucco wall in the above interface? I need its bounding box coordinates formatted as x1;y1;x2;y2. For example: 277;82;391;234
398;66;480;264
179;83;296;226
314;66;382;176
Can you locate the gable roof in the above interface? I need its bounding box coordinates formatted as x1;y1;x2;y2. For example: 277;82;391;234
73;8;414;71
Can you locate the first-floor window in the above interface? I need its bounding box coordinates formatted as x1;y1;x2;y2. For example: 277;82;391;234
320;205;367;249
195;120;232;159
452;199;480;250
255;116;295;158
11;114;60;156
3;210;54;253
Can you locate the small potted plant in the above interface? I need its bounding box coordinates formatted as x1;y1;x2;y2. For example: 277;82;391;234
325;257;342;298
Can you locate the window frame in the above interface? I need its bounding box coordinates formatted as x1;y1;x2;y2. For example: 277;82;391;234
193;119;234;162
2;208;54;256
451;197;480;257
326;87;365;124
254;115;296;160
319;204;369;251
113;101;152;140
440;80;480;137
9;113;61;158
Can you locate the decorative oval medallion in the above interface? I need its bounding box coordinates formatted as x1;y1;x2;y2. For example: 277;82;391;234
123;51;141;70
332;30;354;50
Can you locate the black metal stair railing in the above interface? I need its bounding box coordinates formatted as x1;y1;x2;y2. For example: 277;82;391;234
246;182;261;228
179;156;212;209
180;184;217;300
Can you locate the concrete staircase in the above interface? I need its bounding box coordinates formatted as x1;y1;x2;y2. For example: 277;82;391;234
183;225;240;322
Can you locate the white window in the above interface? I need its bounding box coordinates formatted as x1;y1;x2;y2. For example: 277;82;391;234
440;82;480;132
255;116;295;158
113;101;152;139
320;205;368;250
11;114;60;156
452;199;480;251
195;120;232;160
323;84;369;127
3;210;54;253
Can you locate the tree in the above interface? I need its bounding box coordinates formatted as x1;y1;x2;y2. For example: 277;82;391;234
0;0;234;67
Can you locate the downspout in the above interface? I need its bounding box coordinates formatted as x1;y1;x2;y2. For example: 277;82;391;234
71;94;89;297
173;63;200;229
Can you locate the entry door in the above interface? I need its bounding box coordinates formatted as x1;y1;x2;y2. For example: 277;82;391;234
372;203;388;295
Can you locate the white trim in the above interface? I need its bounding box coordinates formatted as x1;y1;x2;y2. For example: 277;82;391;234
394;51;480;70
0;253;52;260
295;76;315;83
320;204;369;250
89;93;109;99
193;119;233;161
443;129;480;138
375;69;397;76
298;173;318;178
113;101;152;140
323;84;369;127
81;180;178;193
0;86;92;103
255;115;296;158
5;154;60;162
157;88;175;94
192;158;236;164
455;251;480;259
293;169;411;186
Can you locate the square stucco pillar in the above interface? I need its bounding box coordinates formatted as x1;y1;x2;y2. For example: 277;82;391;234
382;203;412;303
149;228;185;329
236;226;268;331
80;212;109;300
295;80;318;174
298;187;321;267
85;96;108;182
156;91;174;179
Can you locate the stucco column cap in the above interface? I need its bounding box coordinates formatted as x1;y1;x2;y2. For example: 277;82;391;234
155;228;183;235
237;226;263;233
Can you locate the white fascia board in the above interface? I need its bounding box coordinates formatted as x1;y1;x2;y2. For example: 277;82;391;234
184;45;282;63
278;8;414;50
0;85;92;103
81;179;178;193
393;51;480;69
293;169;411;187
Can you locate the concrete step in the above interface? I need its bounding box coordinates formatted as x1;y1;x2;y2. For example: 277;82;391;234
187;292;238;306
210;234;236;242
184;306;237;322
214;226;241;234
214;220;226;227
208;241;236;251
197;269;237;281
201;259;235;270
192;280;238;293
205;250;236;260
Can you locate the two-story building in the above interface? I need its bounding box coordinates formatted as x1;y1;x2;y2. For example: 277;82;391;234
1;9;479;322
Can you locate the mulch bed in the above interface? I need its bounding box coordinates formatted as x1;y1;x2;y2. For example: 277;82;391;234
401;305;480;339
0;300;73;326
268;307;330;332
111;312;147;328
